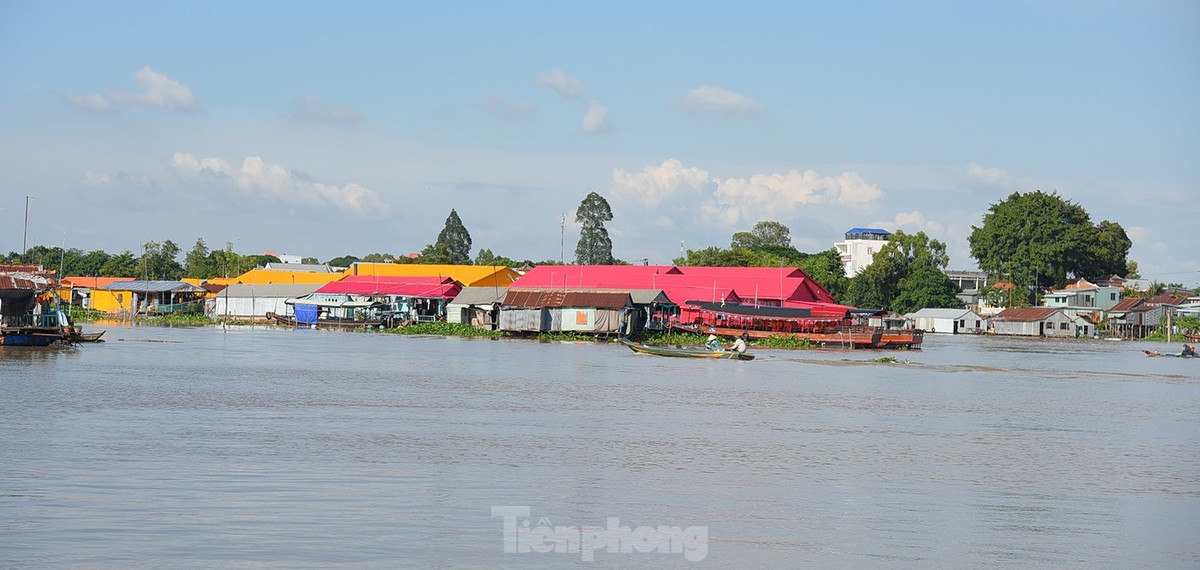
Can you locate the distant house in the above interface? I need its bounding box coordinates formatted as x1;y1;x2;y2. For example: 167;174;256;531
344;263;519;288
59;276;137;309
905;308;986;334
1043;278;1123;311
991;307;1076;337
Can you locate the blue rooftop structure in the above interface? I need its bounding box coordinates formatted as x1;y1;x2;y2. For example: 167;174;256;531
844;228;891;240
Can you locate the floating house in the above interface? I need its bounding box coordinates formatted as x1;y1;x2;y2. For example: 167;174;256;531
58;276;137;309
445;286;510;329
210;283;321;320
990;307;1076;337
905;308;986;334
499;289;633;335
314;275;463;323
94;280;208;315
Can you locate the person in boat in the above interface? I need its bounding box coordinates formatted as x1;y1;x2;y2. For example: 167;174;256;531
1183;344;1197;357
730;332;749;354
706;334;720;351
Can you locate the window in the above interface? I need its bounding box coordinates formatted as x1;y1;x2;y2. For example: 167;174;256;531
1111;292;1117;301
1060;322;1069;330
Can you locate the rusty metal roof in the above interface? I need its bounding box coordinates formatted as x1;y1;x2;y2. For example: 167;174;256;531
503;289;631;309
993;307;1062;321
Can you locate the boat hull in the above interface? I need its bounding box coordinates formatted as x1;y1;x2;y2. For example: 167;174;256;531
266;311;384;330
620;338;754;360
671;322;922;349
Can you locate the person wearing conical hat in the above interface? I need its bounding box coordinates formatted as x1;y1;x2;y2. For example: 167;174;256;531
706;333;720;351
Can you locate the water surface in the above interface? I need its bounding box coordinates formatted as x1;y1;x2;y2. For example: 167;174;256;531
2;327;1198;568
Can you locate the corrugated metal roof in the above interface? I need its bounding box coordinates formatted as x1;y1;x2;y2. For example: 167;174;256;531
97;280;207;293
905;308;979;319
503;289;631;309
1108;298;1144;312
317;275;462;298
218;283;323;298
449;286;510;305
0;275;45;290
993;307;1061;321
61;276;137;288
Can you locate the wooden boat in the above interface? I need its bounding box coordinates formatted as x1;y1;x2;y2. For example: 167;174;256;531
1142;349;1197;358
619;338;754;360
68;330;106;343
672;301;923;349
265;311;384;330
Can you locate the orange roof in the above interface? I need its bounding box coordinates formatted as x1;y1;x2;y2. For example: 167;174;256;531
61;276;136;288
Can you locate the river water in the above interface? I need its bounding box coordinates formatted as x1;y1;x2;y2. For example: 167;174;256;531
2;326;1198;569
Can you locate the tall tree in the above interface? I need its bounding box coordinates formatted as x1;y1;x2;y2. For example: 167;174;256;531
575;191;614;264
797;248;850;302
185;238;212;279
845;231;959;312
968;190;1130;287
435;209;472;265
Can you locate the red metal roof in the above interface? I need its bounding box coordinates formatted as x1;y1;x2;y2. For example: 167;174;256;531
1109;298;1145;312
317;275;462;298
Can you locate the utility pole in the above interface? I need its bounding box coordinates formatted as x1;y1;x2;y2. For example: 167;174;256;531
560;213;565;264
23;196;33;256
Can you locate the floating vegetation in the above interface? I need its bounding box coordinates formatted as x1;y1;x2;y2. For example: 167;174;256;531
386;322;502;338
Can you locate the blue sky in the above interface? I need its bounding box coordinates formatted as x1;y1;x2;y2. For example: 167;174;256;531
2;1;1197;285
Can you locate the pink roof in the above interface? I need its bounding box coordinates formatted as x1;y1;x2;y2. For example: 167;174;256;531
317;275;462;298
512;265;837;307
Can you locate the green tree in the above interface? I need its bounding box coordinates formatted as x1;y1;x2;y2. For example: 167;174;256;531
327;255;360;268
301;256;319;265
968;190;1130;287
797;248;850;302
1124;260;1141;280
845;231;958;312
731;221;792;249
99;250;139;277
138;240;184;280
434;209;472;265
575;191;614;264
418;242;457;264
185;238;212;279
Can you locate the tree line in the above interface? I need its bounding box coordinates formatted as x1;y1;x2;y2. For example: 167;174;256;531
3;189;1145;313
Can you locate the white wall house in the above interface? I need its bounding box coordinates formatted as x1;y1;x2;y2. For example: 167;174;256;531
834;228;891;278
905;308;987;334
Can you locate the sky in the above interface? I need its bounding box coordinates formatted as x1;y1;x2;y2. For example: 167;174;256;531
1;1;1197;286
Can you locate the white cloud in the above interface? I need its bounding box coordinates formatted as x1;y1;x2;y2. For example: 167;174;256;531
889;211;944;235
288;95;363;124
580;101;610;133
966;162;1025;191
479;94;535;119
683;86;764;116
169;152;390;218
69;66;200;112
537;69;583;98
610;159;713;209
708;169;883;226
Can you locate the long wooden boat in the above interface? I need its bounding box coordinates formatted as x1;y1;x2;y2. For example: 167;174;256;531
619;338;754;360
673;301;923;349
1142;349;1197;358
265;311;384;330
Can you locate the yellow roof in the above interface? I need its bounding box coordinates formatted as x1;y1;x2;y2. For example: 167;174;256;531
223;268;344;285
343;263;518;287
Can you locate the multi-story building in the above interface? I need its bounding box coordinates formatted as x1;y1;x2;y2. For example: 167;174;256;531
834;228;891;278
